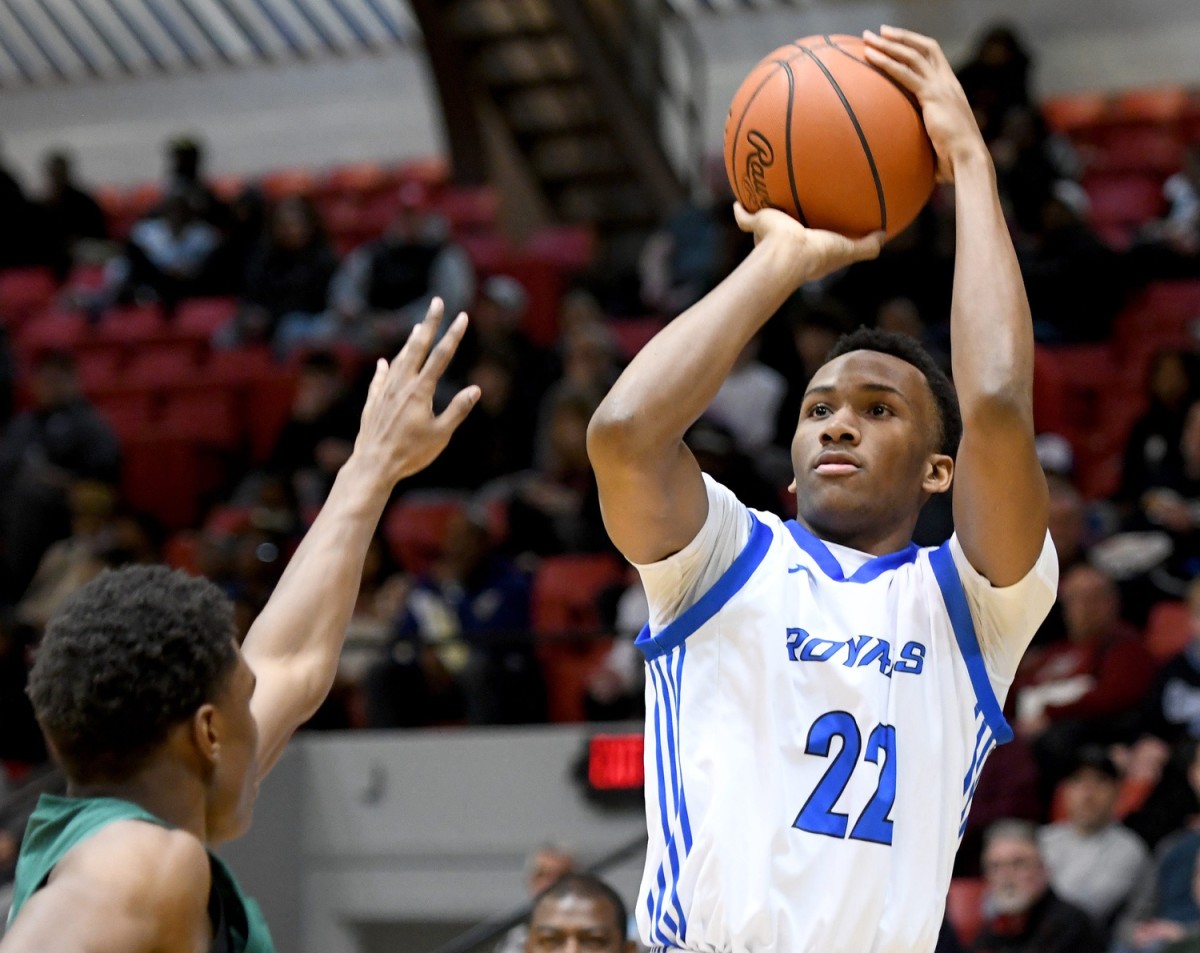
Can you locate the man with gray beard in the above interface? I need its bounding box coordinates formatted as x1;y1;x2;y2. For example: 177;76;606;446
972;819;1101;953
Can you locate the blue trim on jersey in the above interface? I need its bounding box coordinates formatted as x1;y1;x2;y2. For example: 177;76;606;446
784;521;920;583
635;515;773;661
929;542;1014;744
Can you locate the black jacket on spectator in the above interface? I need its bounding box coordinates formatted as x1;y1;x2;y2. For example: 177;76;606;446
244;240;338;321
971;890;1102;953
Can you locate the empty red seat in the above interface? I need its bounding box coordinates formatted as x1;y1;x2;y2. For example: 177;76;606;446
527;226;596;270
14;311;90;357
1042;91;1110;135
205;346;277;384
93;385;158;444
539;638;615;724
163;531;200;574
0;268;57;315
259;167;316;199
125;345;203;387
946;878;987;947
176;297;237;337
532;553;625;636
319;162;392;200
75;349;125;391
1084;174;1165;228
383;495;467;575
1113;86;1190;125
1093;128;1185;176
1147;600;1190;663
95;304;166;345
160;387;242;448
439;186;499;234
245;370;298;462
120;432;222;530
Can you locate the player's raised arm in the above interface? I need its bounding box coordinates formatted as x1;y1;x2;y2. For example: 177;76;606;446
241;298;478;778
865;25;1048;586
588;207;881;565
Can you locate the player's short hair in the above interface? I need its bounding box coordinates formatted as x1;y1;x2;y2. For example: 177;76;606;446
27;566;238;782
825;327;962;458
531;873;627;938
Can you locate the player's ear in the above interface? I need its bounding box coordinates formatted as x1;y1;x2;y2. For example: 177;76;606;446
191;703;221;768
787;478;797;494
923;453;953;495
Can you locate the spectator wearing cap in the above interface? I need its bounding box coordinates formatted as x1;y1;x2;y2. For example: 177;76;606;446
328;183;474;355
1038;746;1149;928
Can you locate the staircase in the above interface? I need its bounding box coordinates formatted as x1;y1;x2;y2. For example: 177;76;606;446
411;0;704;250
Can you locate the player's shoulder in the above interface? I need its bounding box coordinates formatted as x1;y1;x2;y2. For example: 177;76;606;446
55;818;212;906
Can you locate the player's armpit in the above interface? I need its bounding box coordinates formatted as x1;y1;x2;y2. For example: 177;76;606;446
0;822;212;953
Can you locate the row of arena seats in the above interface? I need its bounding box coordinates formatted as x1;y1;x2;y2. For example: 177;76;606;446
1043;85;1200;246
1032;279;1200;499
165;495;630;724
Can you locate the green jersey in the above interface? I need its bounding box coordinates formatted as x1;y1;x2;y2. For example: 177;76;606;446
8;794;275;953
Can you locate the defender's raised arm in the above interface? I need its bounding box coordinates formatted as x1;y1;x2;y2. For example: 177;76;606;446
587;206;881;565
866;25;1048;586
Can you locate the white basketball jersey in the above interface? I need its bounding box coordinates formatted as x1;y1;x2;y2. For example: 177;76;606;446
635;507;1055;953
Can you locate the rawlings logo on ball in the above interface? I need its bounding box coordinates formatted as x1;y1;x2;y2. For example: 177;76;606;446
742;130;775;210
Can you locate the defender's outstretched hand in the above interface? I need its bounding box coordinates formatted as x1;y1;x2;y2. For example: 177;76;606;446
354;297;480;485
863;25;985;183
733;202;884;283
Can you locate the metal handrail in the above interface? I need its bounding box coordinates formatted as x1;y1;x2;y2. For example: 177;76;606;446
427;830;648;953
656;0;707;198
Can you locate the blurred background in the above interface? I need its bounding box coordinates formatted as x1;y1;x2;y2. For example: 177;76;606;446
1;1;1200;951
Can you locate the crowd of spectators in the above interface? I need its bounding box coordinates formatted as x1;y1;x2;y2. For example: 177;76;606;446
1;20;1200;949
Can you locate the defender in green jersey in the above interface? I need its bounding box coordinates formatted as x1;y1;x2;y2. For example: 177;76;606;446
2;299;479;953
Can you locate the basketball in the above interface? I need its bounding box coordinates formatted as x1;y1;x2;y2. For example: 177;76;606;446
723;34;936;238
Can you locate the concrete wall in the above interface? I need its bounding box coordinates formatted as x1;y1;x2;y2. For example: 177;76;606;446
1;0;1198;190
217;724;646;953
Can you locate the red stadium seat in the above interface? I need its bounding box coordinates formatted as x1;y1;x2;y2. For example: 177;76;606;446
945;878;988;948
163;531;200;574
539;638;615;723
1092;128;1185;176
120;432;223;530
125;345;203;388
526;226;596;270
14;310;90;357
531;554;625;636
439;186;499;234
0;268;57;316
1042;91;1110;136
75;349;125;391
1084;174;1165;229
260;167;317;199
319;162;393;200
95;304;166;345
1146;600;1190;663
160;387;242;449
382;495;467;575
1112;86;1190;126
245;370;299;462
176;297;238;337
92;385;158;444
206;346;277;384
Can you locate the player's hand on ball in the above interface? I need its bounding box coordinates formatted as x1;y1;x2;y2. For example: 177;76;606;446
734;202;883;283
862;25;986;183
353;297;479;484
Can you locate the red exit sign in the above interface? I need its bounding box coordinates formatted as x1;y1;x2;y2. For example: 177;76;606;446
587;733;645;790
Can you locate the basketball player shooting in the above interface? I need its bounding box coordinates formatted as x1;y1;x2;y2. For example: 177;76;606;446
0;300;478;953
587;26;1057;953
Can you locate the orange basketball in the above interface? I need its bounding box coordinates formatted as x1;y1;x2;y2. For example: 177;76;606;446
723;34;936;238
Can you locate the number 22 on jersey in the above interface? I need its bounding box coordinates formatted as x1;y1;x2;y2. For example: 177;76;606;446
793;711;897;845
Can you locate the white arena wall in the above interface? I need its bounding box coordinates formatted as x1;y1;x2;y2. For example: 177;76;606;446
216;724;646;953
1;0;1198;189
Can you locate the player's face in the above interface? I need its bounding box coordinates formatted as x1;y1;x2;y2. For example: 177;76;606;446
526;894;629;953
791;351;950;548
207;645;260;843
